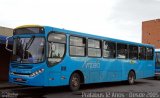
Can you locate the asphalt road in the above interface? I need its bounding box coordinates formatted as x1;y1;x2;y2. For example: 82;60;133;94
0;78;160;98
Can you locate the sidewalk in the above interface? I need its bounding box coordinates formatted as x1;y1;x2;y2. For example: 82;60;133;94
0;81;22;90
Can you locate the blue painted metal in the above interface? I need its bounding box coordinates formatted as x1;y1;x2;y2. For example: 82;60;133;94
9;26;155;87
0;35;13;44
155;49;160;76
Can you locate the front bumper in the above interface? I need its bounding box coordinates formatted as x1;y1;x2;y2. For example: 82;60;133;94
9;73;44;86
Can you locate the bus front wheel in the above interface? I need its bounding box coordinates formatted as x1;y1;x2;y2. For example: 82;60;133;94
128;71;135;85
69;73;81;91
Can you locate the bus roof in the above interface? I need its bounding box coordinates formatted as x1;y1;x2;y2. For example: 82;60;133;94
43;26;154;48
15;25;43;29
14;25;154;48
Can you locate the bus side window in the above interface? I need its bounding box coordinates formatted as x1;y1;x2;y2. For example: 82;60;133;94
70;36;86;56
88;39;101;57
146;47;154;60
129;45;138;60
117;43;128;59
103;41;116;58
138;46;146;60
47;33;66;66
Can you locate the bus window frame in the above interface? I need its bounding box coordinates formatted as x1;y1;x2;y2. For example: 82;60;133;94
87;38;102;58
69;35;86;57
146;47;154;60
128;45;138;60
47;31;67;67
138;46;146;60
103;40;116;59
116;43;129;59
11;36;46;64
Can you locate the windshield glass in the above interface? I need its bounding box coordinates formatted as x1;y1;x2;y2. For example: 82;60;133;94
12;37;45;63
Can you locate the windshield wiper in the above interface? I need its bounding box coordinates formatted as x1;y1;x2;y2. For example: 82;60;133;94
20;36;35;62
25;36;35;51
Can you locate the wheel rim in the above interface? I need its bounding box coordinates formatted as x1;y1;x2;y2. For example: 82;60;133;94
71;75;80;88
129;72;134;84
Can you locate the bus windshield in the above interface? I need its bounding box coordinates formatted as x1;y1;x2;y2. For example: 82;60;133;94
12;37;45;63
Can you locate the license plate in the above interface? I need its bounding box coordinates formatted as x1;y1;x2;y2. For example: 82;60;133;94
15;78;23;82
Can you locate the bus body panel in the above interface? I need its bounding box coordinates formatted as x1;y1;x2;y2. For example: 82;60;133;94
8;25;155;87
9;63;45;86
155;49;160;77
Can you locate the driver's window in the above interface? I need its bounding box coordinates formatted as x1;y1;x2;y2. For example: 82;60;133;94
48;43;65;58
48;32;66;66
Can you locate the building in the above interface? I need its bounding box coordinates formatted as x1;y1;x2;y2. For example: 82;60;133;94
0;26;13;36
0;26;13;81
142;19;160;48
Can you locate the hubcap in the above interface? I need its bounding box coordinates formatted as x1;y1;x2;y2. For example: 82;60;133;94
72;76;79;87
129;73;134;84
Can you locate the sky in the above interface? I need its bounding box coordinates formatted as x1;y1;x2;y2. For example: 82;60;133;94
0;0;160;42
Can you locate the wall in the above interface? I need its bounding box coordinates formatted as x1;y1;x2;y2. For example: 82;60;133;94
142;19;160;48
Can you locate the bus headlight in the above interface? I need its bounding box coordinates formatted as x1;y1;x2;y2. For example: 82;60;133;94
29;69;44;77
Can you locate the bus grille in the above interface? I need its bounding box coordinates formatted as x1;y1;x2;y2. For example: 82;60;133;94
11;64;33;69
13;72;30;76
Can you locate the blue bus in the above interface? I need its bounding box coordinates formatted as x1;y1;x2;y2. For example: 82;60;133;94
7;25;155;91
0;35;13;81
155;49;160;79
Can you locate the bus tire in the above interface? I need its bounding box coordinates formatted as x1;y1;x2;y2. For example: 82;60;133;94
69;73;81;91
128;71;135;85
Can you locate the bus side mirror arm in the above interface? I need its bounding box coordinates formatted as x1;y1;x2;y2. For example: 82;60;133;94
5;36;13;52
